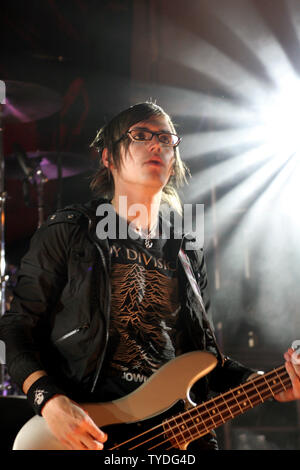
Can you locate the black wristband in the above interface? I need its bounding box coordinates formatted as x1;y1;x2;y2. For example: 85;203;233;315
27;376;64;416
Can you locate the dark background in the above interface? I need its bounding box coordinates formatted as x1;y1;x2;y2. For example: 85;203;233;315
1;0;300;450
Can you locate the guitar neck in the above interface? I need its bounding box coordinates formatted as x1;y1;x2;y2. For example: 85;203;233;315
168;365;291;445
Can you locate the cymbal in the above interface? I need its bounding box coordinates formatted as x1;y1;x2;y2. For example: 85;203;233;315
0;80;62;123
5;150;90;180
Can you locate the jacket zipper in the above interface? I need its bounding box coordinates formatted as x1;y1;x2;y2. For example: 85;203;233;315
90;242;111;393
179;239;224;367
54;206;111;392
55;324;89;343
63;207;219;391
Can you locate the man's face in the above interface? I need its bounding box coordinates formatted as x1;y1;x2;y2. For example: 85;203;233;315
110;115;176;192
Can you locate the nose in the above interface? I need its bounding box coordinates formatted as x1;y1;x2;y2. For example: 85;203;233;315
148;133;162;150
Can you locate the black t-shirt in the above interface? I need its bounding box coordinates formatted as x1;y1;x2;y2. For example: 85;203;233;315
95;217;182;401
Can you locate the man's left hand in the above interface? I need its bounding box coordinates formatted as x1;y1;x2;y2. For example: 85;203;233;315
275;348;300;402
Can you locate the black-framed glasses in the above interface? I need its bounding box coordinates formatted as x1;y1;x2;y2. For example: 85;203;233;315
125;128;182;147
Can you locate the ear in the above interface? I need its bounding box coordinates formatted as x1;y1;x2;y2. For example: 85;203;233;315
102;148;114;169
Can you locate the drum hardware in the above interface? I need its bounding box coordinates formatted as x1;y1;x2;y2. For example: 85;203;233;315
0;79;91;395
6;149;89;181
1;80;62;123
0;80;62;313
1;97;9;396
0;370;18;396
0;80;63;396
12;144;49;228
1;102;6;318
7;148;89;228
0;264;18;397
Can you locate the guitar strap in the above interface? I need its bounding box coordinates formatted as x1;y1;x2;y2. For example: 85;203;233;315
178;248;224;366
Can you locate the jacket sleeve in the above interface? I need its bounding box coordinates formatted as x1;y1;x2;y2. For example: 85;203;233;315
208;355;256;393
194;247;256;392
0;219;74;390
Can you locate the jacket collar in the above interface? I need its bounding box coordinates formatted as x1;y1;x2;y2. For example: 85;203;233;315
61;198;199;255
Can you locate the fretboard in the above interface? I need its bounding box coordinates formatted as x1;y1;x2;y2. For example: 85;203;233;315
164;365;291;446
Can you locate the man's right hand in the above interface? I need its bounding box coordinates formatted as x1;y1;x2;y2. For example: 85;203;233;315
41;394;107;450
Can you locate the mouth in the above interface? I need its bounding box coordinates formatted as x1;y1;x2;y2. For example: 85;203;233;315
145;158;164;166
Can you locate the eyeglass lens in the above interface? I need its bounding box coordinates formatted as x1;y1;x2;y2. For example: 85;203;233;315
129;129;180;146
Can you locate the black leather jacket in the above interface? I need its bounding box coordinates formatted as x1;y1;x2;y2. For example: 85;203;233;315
0;199;253;403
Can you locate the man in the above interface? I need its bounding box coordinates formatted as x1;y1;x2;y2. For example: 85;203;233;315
0;102;299;451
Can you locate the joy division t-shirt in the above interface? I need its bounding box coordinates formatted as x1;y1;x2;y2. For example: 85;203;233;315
96;221;182;401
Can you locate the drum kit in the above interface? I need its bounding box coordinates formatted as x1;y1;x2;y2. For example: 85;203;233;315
0;80;90;400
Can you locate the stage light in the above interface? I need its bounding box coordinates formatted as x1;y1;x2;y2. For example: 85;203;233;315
256;80;300;158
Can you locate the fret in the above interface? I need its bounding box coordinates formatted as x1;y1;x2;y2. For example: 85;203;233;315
184;409;203;441
268;378;278;396
220;394;235;419
106;361;294;452
268;372;281;392
274;369;287;391
261;367;290;397
252;381;263;401
253;375;274;401
243;382;253;408
163;417;181;448
169;364;292;442
175;412;194;444
203;399;222;423
212;395;234;421
191;406;210;436
231;384;253;411
202;402;224;428
226;390;245;415
234;387;248;411
262;372;284;399
198;367;289;428
261;373;276;398
253;379;271;403
175;416;187;443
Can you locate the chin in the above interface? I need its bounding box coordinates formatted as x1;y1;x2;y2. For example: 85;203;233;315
143;175;167;188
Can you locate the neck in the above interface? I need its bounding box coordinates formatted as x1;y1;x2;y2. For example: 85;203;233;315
111;190;162;232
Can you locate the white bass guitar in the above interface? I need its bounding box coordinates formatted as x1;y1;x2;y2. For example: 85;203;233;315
12;351;291;450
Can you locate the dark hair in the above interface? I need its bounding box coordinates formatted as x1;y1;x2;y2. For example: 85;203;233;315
90;101;190;213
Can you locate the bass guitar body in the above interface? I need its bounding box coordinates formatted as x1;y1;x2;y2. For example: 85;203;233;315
13;351;217;450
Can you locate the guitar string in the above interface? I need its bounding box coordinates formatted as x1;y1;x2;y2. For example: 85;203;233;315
108;368;290;450
150;374;292;452
108;367;290;450
110;372;291;451
134;374;292;451
160;368;291;450
163;374;291;451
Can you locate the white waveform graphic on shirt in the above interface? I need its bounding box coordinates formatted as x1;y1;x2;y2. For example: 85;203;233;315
109;263;180;375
